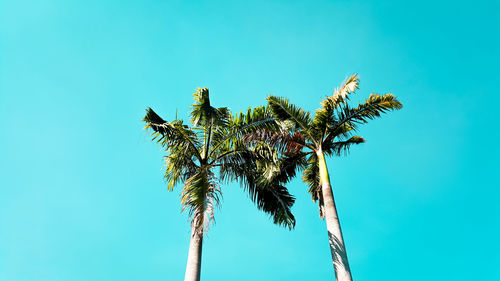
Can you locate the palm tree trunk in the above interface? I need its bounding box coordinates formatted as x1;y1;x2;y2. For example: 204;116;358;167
317;150;353;281
184;226;203;281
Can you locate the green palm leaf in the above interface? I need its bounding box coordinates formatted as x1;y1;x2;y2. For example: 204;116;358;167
181;168;222;232
143;107;203;162
323;136;366;156
266;95;313;135
338;94;402;126
313;74;360;137
190;87;229;128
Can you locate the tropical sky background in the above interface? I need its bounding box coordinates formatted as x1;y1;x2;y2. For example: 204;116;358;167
1;0;498;280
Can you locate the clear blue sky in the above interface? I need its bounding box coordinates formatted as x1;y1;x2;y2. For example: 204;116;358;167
1;0;498;280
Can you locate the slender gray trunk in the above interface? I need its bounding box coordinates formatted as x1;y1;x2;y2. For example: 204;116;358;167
318;150;353;281
184;226;203;281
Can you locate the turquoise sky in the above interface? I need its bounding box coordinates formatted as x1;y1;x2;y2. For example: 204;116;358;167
1;0;499;280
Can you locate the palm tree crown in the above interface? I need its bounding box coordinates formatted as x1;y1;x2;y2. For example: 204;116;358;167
245;74;402;281
258;74;402;214
143;88;296;233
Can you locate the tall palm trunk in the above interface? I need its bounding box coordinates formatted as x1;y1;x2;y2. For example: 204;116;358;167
184;226;203;281
317;150;353;281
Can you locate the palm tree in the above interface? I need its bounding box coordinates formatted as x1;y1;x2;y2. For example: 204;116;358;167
142;88;296;281
246;74;402;281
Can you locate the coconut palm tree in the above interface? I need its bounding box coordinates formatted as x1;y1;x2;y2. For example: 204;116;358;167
142;88;296;281
246;74;402;281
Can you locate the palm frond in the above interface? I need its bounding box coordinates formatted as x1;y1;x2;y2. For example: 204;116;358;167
163;147;199;191
181;168;222;234
251;183;296;229
302;153;320;201
322;122;355;145
247;155;302;229
325;93;402;141
301;153;327;218
332;73;360;103
242;129;308;154
339;94;402;125
313;74;359;139
323;136;365;156
190;87;229;128
267;95;313;136
218;145;303;229
143;107;202;162
209;105;278;161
